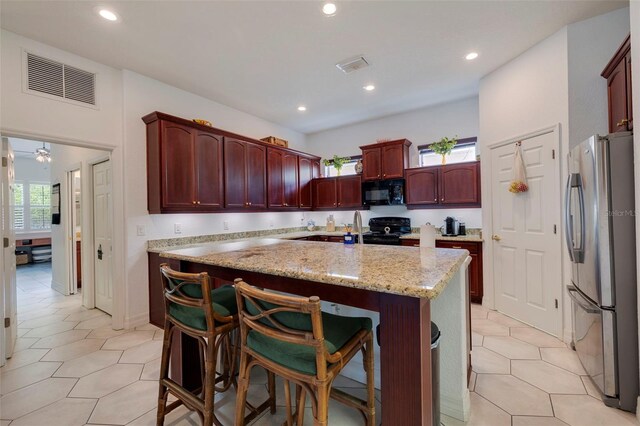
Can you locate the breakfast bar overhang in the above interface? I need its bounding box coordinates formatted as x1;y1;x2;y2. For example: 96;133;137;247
157;238;471;425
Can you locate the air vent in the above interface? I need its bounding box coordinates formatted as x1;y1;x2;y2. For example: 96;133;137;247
335;56;369;74
26;53;96;106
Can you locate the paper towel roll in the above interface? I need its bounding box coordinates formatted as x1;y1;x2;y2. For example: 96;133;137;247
420;224;436;248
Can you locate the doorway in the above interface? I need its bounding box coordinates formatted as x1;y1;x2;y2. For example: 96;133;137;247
68;168;81;295
487;127;563;337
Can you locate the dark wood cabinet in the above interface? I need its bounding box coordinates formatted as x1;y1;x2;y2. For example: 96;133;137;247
267;148;298;208
298;156;321;209
602;35;632;133
405;167;439;205
148;252;180;327
337;175;362;208
145;118;224;213
405;161;480;208
401;239;483;303
360;139;411;181
224;138;267;209
76;240;82;288
312;176;364;210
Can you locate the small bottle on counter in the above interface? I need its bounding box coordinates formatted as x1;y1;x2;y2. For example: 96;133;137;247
326;215;335;232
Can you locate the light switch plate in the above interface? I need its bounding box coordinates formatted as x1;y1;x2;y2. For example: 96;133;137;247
136;225;146;236
223;221;229;230
174;223;182;234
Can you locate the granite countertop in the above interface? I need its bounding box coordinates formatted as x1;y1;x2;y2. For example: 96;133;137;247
159;238;469;300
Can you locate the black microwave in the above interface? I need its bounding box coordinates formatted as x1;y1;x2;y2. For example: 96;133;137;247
362;179;405;206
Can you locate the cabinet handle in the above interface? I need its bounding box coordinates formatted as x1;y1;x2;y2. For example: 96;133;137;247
383;173;386;177
248;202;252;206
441;198;445;202
192;201;196;205
334;203;337;206
338;202;341;206
452;246;462;249
196;201;201;205
434;198;437;202
617;118;629;127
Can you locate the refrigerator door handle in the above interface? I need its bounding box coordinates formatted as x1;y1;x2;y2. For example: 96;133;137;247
564;175;575;262
565;173;586;263
567;285;599;313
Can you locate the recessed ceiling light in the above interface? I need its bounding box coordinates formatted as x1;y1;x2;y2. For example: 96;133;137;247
322;2;337;16
465;52;479;61
363;85;376;91
98;9;119;21
297;106;307;112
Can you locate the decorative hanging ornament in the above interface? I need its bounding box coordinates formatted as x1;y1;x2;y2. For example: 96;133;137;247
509;141;528;193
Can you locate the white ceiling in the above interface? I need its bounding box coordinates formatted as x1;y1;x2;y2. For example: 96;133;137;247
8;137;49;158
0;1;627;134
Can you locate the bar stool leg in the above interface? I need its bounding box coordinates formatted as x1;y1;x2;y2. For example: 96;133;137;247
296;385;306;425
364;334;376;426
156;322;173;426
314;384;329;426
234;351;251;426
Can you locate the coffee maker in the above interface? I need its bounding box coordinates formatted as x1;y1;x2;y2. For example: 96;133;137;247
441;217;459;236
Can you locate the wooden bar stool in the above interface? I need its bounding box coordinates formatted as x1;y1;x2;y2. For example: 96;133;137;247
233;279;376;426
156;264;240;426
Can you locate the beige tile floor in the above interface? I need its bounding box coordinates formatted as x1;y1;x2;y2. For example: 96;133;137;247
443;304;640;426
2;263;639;425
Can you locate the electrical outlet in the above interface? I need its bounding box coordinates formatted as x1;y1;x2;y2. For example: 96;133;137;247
269;221;274;228
223;221;229;230
174;223;182;234
136;225;146;236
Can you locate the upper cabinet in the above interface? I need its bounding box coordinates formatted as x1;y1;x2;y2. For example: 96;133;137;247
267;148;299;209
360;139;411;181
144;112;322;214
145;116;224;213
405;161;481;208
298;155;321;209
225;138;267;209
312;176;364;210
602;35;632;133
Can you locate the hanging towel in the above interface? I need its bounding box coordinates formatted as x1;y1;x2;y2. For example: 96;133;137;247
509;142;528;193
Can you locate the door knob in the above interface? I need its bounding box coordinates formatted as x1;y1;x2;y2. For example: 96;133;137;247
492;234;502;241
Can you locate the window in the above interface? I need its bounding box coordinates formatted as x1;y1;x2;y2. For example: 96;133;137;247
324;156;361;177
14;181;51;232
418;137;478;167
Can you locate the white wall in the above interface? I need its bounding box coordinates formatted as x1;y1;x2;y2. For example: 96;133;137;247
49;144;108;299
307;96;479;165
480;26;570;339
567;7;630;148
479;7;630;342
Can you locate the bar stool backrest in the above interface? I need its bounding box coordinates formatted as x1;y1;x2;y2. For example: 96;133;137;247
234;280;330;379
159;263;227;334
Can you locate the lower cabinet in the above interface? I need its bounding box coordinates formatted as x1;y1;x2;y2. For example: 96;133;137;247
148;252;180;327
401;239;483;303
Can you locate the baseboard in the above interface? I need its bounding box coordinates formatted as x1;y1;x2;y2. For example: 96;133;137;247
123;312;150;329
50;279;68;296
440;389;471;421
563;327;573;345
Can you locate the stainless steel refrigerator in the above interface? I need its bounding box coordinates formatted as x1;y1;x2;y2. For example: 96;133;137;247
565;131;638;412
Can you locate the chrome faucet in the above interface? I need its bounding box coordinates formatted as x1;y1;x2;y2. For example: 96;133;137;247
353;210;364;245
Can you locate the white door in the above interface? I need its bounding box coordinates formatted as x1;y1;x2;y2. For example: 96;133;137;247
1;138;17;362
490;132;562;336
93;160;113;314
68;170;81;295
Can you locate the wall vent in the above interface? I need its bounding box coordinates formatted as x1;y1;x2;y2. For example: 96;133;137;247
26;53;96;106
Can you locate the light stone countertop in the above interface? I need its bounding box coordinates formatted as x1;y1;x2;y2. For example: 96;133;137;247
159;238;469;300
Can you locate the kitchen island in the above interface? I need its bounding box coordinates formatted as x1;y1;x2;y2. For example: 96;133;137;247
156;238;471;425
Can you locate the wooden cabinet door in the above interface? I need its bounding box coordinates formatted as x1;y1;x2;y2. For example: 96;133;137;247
195;131;224;210
267;148;284;208
405;167;439;205
283;152;299;208
381;144;405;179
161;122;197;210
608;59;629;133
313;178;337;208
337;176;362;208
440;162;480;205
361;148;381;181
435;240;483;303
313;160;322;178
299;157;313;209
246;142;267;208
224;138;247;208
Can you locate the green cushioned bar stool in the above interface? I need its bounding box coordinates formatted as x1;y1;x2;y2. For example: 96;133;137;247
233;279;376;426
156;264;243;426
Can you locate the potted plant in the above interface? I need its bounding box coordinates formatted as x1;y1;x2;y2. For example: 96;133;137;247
323;155;351;176
429;136;458;165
